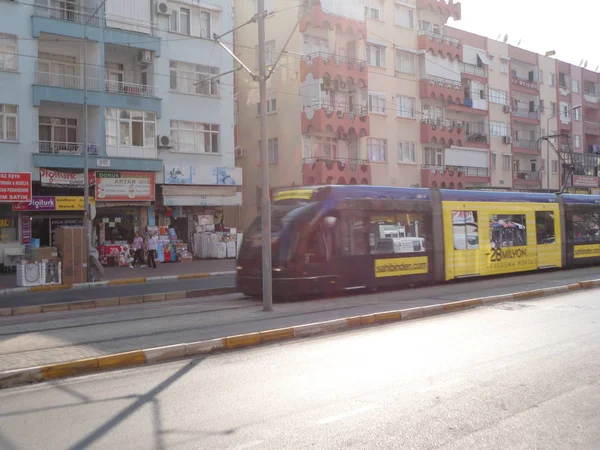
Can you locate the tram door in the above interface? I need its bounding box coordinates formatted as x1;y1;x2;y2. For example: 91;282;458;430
450;210;481;277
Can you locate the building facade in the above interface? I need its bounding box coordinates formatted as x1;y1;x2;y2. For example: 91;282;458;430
0;0;239;249
235;0;600;229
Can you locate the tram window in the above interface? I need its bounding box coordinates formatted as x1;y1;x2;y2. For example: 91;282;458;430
339;211;368;256
535;212;555;244
369;212;427;254
452;211;479;250
568;211;600;243
489;214;527;248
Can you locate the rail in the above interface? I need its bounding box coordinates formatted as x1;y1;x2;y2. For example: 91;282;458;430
422;165;489;177
460;62;485;77
304;99;368;116
33;4;101;26
38;141;99;155
512;107;539;120
303;52;367;70
418;30;461;48
105;79;157;97
35;64;102;91
514;139;540;150
514;170;541;181
426;75;462;91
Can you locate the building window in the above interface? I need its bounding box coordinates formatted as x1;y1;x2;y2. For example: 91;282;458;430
303;136;338;159
364;0;382;20
256;40;276;67
396;96;415;118
491;153;497;170
394;4;413;28
170;120;219;154
500;58;509;74
302;34;329;55
551;160;558;173
574;135;581;149
0;33;17;72
549;72;556;87
559;72;568;88
491;121;509;137
39;117;78;148
489;89;509;105
574;107;581;121
368;91;386;114
423;147;443;166
366;44;386;68
106;108;156;149
572;79;580;94
169;61;219;97
258;93;276;114
367;138;387;162
502;155;511;171
170;6;216;37
395;49;415;75
397;141;416;164
268;138;278;164
0;104;17;141
550;102;557;115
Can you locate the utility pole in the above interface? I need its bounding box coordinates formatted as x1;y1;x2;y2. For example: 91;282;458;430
257;0;273;311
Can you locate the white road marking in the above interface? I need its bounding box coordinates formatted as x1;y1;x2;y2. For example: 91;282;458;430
235;440;264;449
317;404;379;425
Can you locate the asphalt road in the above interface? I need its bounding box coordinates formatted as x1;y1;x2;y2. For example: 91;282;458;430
1;289;599;449
0;275;236;308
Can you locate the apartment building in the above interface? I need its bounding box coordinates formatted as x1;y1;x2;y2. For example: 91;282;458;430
234;0;600;228
0;0;240;247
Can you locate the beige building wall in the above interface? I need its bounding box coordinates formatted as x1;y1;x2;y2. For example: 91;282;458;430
486;39;513;188
538;55;560;191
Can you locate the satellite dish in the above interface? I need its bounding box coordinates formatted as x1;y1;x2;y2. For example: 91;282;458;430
503;34;508;43
517;39;522;46
596;65;599;72
579;59;584;67
584;61;588;68
496;33;501;40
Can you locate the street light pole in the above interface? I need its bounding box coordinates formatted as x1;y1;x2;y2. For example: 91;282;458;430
257;0;273;311
83;0;108;280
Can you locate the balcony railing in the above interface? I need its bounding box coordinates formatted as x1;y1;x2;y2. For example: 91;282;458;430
303;157;369;166
303;52;367;70
38;141;99;155
304;99;368;116
466;133;488;144
584;92;598;103
514;170;541;181
418;30;460;48
512;107;539;120
427;75;462;91
422;165;489;177
34;4;101;27
460;62;485;77
511;76;539;91
35;64;102;91
105;80;157;98
514;139;540;150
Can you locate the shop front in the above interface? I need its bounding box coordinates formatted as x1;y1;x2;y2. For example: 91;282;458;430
161;165;243;260
93;171;156;266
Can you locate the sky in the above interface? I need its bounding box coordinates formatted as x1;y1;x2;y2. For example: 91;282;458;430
450;0;600;71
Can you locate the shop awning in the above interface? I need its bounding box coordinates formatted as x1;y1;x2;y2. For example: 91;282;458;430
161;186;242;207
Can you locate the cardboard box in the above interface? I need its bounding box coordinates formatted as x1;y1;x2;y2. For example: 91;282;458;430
28;247;59;262
55;227;88;284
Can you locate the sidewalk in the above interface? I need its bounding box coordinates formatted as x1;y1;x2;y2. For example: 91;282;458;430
2;266;600;373
0;259;237;290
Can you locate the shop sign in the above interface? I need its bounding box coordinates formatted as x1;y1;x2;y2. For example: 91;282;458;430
164;165;242;186
41;168;95;188
13;196;89;211
572;175;599;188
163;192;242;206
0;172;31;202
95;171;155;201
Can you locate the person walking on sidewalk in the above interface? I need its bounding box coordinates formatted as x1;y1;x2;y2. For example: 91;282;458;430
147;233;158;269
131;232;145;268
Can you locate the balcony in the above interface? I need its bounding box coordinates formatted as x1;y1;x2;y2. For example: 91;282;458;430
420;119;465;146
421;165;489;189
559;86;570;99
33;4;101;27
465;133;489;149
584;93;600;109
300;3;366;38
301;100;370;136
460;62;486;80
584;121;600;136
513;139;541;155
512;107;540;124
38;141;99;156
416;0;462;20
302;158;371;186
513;170;542;187
511;76;539;95
300;52;368;86
446;98;488;115
419;76;463;103
33;64;103;106
418;30;461;61
105;79;158;98
35;66;101;91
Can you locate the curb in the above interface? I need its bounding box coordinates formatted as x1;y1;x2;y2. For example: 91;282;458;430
2;278;599;390
0;287;237;317
0;270;237;297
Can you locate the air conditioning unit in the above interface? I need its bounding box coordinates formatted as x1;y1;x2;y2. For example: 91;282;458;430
235;147;246;158
138;50;153;63
156;2;169;15
503;105;511;113
502;135;512;145
157;135;172;148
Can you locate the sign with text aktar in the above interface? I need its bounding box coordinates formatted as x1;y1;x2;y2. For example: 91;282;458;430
0;172;31;202
95;171;155;202
41;168;95;188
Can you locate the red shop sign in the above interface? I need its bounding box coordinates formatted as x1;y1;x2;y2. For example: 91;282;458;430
0;172;32;202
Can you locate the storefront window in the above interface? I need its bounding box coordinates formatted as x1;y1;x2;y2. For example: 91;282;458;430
0;204;17;242
95;207;140;245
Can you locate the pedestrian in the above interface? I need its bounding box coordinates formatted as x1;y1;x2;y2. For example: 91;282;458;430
131;232;145;268
147;232;158;269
